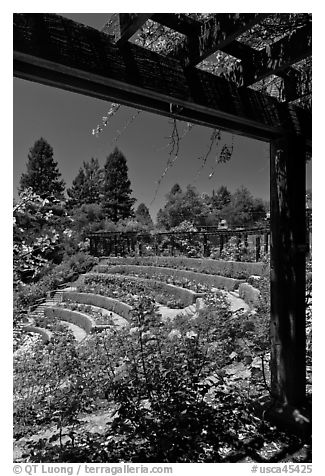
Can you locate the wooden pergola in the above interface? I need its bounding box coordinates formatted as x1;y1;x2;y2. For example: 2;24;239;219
13;13;311;421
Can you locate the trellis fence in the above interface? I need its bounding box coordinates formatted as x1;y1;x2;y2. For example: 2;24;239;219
88;227;271;262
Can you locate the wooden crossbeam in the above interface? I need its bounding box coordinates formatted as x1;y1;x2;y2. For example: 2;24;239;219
13;13;311;143
151;13;201;36
168;13;268;66
278;67;312;102
221;22;311;87
102;13;153;45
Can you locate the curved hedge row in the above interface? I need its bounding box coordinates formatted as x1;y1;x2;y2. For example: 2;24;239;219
95;264;242;292
81;273;204;307
44;307;96;334
98;256;268;278
60;291;132;322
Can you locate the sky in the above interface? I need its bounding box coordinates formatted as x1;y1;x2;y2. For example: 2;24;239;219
13;12;311;221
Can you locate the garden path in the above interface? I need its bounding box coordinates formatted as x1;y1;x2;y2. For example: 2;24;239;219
59;321;87;342
218;290;250;313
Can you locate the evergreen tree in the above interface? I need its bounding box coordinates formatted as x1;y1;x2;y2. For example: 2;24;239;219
67;158;103;207
135;203;153;228
211;186;232;210
102;148;136;222
19;138;65;200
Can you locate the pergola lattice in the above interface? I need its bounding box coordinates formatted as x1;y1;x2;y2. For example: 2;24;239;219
13;13;312;422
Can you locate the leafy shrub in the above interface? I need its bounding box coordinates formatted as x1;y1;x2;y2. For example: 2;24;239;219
14;253;98;312
14;295;267;462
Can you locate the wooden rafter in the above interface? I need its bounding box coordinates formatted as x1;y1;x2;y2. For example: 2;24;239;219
167;13;268;66
221;22;311;87
102;14;153;45
278;67;312;102
151;13;201;36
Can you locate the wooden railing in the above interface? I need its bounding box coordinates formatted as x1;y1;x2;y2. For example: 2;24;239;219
88;227;271;262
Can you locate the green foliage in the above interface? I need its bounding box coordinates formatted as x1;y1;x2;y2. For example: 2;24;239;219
221;186;266;228
14;295;274;462
157;183;266;230
102;148;136;222
67;158;104;208
14;252;98;311
19;138;65;200
13;188;70;284
69;203;105;238
157;184;209;229
135;203;153;228
211;185;232;210
80;272;198;308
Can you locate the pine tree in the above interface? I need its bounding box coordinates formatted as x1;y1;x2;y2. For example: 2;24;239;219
19;137;65;200
67;158;103;207
211;186;232;210
102;148;136;222
135;203;153;228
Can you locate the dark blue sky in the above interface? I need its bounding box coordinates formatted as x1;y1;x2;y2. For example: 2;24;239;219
13;13;311;219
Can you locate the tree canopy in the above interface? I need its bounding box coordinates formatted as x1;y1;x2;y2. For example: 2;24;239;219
135;203;153;228
19;138;65;200
102;148;136;222
67;158;103;208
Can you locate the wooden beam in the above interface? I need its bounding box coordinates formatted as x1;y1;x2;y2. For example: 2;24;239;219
168;14;268;66
221;23;311;87
278;67;312;102
13;13;311;142
151;13;201;36
102;13;153;45
270;134;307;407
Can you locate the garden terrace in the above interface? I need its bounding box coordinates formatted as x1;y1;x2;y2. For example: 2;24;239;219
88;227;271;262
94;264;243;292
55;302;116;327
79;272;204;308
98;256;268;279
59;291;132;324
44;306;96;334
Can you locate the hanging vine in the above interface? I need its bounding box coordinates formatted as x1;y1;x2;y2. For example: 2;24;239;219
150;120;194;204
92;103;121;137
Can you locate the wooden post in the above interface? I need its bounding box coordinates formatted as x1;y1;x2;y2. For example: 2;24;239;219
104;236;110;256
131;234;135;253
203;233;209;257
219;234;224;256
114;234;118;257
264;232;269;255
270;134;306;408
255;235;261;262
171;236;175;256
89;236;95;256
236;234;241;261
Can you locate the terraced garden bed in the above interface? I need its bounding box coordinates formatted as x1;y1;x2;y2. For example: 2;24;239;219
44;306;96;333
60;291;132;322
79;272;204;308
95;264;242;291
99;256;268;279
55;301;116;326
